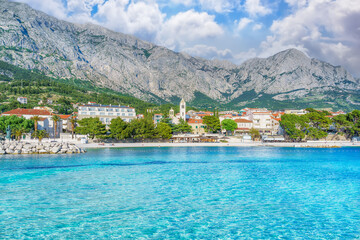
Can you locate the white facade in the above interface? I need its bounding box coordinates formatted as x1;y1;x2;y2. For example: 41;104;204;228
169;108;174;118
284;109;308;115
153;114;163;125
78;104;136;124
235;119;253;129
219;110;239;115
38;119;62;138
1;108;62;138
249;111;273;135
17;97;27;104
180;98;186;121
271;118;282;135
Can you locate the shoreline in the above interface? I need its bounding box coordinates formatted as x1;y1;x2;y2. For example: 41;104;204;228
78;141;360;149
0;141;86;155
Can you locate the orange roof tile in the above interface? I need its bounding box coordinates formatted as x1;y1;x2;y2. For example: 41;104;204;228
2;108;52;116
188;119;203;124
58;114;72;120
196;113;212;117
252;111;272;114
234;119;252;123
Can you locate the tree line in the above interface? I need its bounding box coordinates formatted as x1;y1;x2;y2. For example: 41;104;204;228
280;109;360;141
2;109;360;142
75;115;224;141
75;116;173;141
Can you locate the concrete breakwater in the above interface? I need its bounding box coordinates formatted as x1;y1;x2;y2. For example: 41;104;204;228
0;141;86;155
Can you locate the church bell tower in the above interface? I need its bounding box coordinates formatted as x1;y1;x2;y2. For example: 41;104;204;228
169;108;174;118
180;98;186;121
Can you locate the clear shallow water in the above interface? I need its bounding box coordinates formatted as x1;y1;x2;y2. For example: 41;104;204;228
1;147;360;239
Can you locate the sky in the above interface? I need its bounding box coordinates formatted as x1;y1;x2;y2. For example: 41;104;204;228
11;0;360;77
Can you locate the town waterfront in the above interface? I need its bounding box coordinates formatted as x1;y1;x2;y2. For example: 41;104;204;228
1;147;360;239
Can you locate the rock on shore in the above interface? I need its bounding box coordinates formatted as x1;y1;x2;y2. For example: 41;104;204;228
0;141;86;155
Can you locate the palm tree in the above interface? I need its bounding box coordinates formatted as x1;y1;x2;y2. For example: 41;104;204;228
13;128;24;142
31;130;49;142
70;116;77;139
51;115;61;139
31;115;40;132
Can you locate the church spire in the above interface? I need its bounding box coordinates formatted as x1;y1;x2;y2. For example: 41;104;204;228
180;98;186;121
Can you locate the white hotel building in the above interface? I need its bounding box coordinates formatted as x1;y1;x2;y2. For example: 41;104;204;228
78;104;136;124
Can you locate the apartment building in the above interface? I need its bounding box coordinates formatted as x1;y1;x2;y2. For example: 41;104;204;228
78;104;136;125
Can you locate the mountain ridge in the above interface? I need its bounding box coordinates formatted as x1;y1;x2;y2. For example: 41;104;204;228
0;0;359;110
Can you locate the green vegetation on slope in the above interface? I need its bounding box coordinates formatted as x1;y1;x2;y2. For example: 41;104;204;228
0;60;159;114
223;89;360;111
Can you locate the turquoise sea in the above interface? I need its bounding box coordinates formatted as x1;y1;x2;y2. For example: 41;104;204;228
1;147;360;239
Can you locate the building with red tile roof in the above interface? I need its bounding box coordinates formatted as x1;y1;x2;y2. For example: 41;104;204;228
234;119;252;123
1;108;62;138
2;108;52;118
58;114;72;120
233;118;253;134
187;118;205;134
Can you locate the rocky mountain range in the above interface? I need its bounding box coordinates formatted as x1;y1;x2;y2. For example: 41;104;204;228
0;0;359;110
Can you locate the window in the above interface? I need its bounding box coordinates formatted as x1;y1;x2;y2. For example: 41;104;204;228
107;108;113;112
115;109;119;112
121;109;125;112
100;112;105;115
90;112;95;115
108;113;114;116
80;112;87;115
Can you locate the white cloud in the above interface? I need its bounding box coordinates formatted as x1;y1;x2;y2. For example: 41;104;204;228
284;0;308;9
252;23;262;31
244;0;271;17
198;0;235;13
158;10;224;50
183;44;233;59
66;0;103;14
258;0;360;76
95;0;164;41
169;0;194;7
237;17;253;31
11;0;68;20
